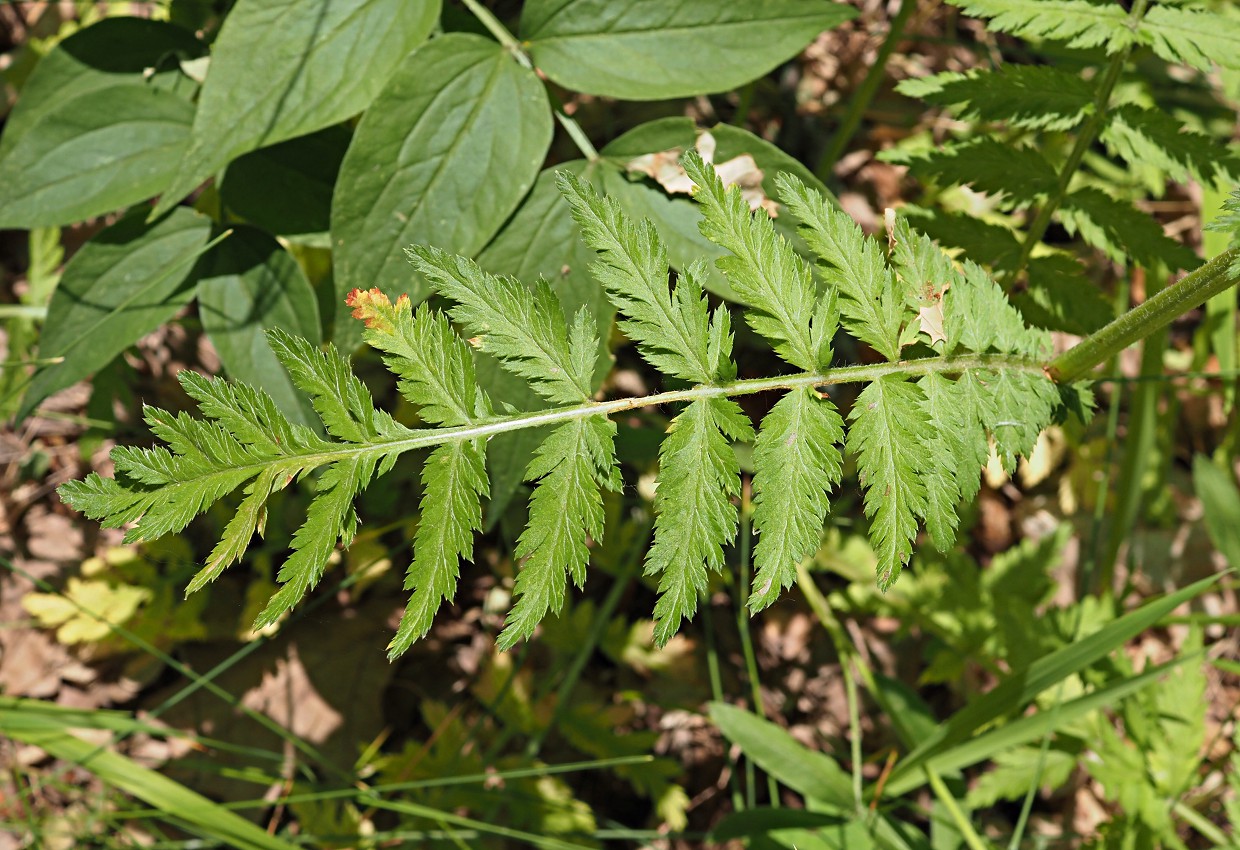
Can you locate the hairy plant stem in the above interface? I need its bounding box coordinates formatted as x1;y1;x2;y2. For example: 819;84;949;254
1001;0;1150;287
188;354;1041;490
1046;248;1240;382
815;0;915;182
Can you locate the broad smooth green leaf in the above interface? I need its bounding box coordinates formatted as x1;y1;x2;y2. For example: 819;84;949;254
1193;455;1240;569
196;226;321;425
520;0;856;100
331;32;553;344
709;702;852;809
219;126;351;244
0;702;299;850
0;17;202;158
0;86;194;228
476;161;614;522
154;0;440;217
19;207;212;419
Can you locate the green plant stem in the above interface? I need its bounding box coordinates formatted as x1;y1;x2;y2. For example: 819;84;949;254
1174;799;1232;846
924;767;990;850
1001;0;1150;286
815;0;915;182
172;354;1042;491
459;0;525;57
796;564;872;817
459;0;599;163
0;305;48;319
702;600;747;812
555;110;600;161
1047;248;1240;382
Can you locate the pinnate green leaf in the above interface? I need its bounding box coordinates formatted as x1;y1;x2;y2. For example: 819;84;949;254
348;288;492;427
898;65;1094;131
559;170;717;384
750;388;843;611
1141;4;1240;73
848;377;930;589
779;173;907;361
409;245;597;405
685;151;827;371
389;439;489;658
499;417;621;648
944;0;1134;51
1102;104;1240;190
647;398;753;645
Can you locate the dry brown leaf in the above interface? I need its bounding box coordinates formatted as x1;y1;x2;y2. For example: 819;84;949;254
625;131;779;216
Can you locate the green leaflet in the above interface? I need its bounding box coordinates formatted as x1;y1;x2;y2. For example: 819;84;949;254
897;65;1094;132
891;138;1060;210
389;438;489;659
848;377;931;590
647;397;754;646
1102;105;1240;190
58;157;1065;656
685;152;831;372
500;416;621;649
750;388;843;611
779;173;906;362
942;0;1134;52
409;245;596;405
1141;4;1240;74
559;170;717;384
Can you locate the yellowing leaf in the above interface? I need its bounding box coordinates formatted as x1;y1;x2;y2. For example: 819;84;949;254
24;577;151;645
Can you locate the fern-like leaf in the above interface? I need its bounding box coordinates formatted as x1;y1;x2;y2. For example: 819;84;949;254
779;173;906;361
347;287;492;426
750;388;843;610
1141;5;1240;74
558;171;717;384
897;65;1095;132
647;397;754;645
890;138;1059;210
408;245;596;405
1102;105;1240;190
848;377;930;589
57;155;1073;657
944;260;1044;357
500;416;621;649
684;151;827;372
1060;188;1200;272
944;0;1134;51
